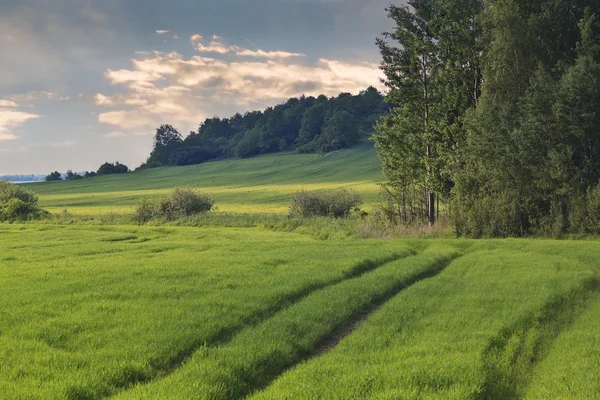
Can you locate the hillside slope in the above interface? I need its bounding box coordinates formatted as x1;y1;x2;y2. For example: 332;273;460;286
30;142;383;214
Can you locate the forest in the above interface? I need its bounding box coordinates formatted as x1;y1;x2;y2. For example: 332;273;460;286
374;0;600;237
142;87;388;168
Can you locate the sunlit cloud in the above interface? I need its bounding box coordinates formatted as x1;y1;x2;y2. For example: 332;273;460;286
0;100;17;107
96;35;384;133
156;30;170;35
0;109;41;141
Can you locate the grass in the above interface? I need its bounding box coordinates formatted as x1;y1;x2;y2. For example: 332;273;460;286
1;224;599;399
3;143;600;399
114;243;462;399
251;240;599;399
523;289;600;399
0;224;413;399
27;142;383;215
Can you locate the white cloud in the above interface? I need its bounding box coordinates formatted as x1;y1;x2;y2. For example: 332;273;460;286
0;110;41;141
190;34;305;59
0;100;17;107
156;30;170;35
96;35;384;133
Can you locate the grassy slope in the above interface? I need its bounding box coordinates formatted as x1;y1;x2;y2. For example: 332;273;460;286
28;142;383;214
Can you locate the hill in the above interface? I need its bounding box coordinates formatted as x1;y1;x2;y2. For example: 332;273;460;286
30;141;383;215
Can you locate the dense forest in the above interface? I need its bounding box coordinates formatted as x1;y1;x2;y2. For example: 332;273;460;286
375;0;600;237
142;88;388;168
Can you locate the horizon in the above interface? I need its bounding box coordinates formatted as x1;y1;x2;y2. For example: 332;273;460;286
0;0;397;175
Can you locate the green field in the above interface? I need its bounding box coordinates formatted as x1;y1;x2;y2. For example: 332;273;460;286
3;143;600;399
28;142;383;215
1;223;599;399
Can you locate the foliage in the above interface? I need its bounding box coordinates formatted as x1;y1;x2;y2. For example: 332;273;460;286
0;181;47;221
376;0;600;236
134;188;215;222
45;171;62;181
97;162;129;175
374;0;482;227
140;88;388;168
289;189;362;218
65;170;82;180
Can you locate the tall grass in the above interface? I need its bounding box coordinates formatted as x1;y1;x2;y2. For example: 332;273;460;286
252;245;597;399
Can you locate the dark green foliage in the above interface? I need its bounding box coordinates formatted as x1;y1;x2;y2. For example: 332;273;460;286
97;162;129;175
134;188;215;222
289;189;362;218
0;181;47;221
65;170;82;180
45;171;62;181
377;0;600;236
146;125;183;166
141;88;388;168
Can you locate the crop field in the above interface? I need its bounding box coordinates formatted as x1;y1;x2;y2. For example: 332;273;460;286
28;142;383;215
1;223;600;399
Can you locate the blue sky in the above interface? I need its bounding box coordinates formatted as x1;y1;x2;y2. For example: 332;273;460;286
0;0;397;174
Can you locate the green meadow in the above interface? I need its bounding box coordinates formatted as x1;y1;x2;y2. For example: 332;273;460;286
29;142;383;215
2;144;600;399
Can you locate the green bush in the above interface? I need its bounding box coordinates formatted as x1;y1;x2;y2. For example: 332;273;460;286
0;181;48;222
134;188;215;223
289;189;362;218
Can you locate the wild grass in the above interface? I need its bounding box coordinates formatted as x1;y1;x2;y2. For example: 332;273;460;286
114;243;462;399
252;241;599;399
0;224;413;399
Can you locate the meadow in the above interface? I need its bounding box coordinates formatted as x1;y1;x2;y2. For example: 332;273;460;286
2;144;600;399
29;142;383;215
1;223;599;399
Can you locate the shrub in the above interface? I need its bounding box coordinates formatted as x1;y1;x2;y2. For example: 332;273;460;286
0;181;48;221
289;189;362;218
134;188;215;223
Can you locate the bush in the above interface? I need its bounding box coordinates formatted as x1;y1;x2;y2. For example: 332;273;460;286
0;181;48;221
289;189;362;218
134;188;215;223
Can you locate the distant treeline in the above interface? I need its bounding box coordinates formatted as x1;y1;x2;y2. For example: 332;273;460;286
0;175;45;182
142;87;388;168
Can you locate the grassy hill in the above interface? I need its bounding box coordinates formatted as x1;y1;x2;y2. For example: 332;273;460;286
29;141;383;215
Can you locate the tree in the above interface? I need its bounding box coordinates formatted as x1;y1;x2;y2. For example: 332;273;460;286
66;170;82;180
97;162;129;175
146;124;183;166
45;171;62;182
375;0;482;226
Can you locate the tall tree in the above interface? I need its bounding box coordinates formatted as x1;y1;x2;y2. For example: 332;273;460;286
375;0;482;226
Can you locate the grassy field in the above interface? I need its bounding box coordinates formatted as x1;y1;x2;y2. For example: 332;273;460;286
27;142;383;215
1;224;599;399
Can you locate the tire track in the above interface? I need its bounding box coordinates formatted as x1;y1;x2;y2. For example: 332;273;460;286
111;246;461;400
475;276;600;400
91;250;416;399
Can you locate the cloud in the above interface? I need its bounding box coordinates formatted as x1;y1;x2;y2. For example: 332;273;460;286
156;30;170;35
190;34;305;59
0;110;41;141
0;100;18;107
104;131;151;139
96;34;384;133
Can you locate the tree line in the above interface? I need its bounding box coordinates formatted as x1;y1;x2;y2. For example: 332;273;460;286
375;0;600;237
45;162;129;182
141;88;388;168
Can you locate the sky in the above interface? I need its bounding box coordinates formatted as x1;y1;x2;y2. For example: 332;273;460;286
0;0;398;175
